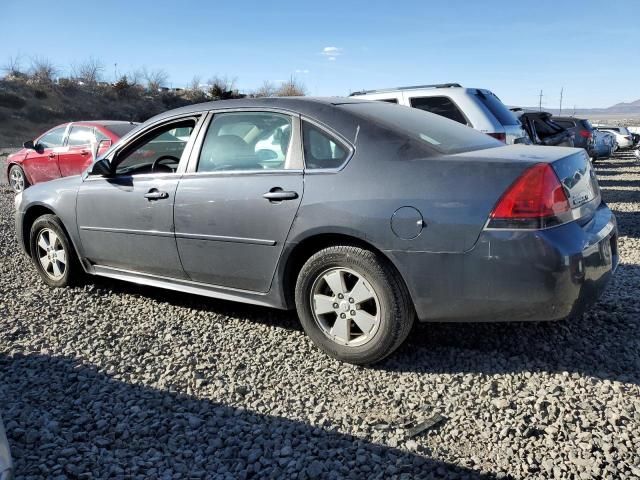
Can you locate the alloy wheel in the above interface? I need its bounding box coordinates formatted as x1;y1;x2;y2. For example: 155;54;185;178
9;167;25;193
310;267;381;347
36;228;67;280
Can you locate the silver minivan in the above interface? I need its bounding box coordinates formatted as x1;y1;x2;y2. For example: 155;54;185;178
350;83;529;145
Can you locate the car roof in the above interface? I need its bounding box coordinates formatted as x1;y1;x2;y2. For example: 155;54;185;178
72;120;139;127
145;97;372;123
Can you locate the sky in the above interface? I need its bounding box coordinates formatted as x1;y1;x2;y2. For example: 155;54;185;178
2;0;639;108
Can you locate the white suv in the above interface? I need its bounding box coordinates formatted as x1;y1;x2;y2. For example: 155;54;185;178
350;83;528;145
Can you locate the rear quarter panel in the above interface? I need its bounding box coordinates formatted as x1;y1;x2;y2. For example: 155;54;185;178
289;127;540;254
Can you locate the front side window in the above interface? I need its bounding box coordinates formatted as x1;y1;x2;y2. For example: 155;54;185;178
114;119;196;175
302;121;349;169
67;126;95;146
37;126;67;149
197;112;292;172
410;96;468;125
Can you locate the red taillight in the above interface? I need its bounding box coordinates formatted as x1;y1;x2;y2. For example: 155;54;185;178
579;129;592;139
487;132;507;143
489;163;570;228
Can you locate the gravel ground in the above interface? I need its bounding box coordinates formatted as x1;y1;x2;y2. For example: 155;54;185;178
0;152;639;479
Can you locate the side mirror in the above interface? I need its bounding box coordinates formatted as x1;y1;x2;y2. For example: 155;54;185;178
23;140;35;150
89;158;112;176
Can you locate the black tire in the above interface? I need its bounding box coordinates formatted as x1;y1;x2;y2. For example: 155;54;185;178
8;164;29;193
295;245;414;365
29;214;83;288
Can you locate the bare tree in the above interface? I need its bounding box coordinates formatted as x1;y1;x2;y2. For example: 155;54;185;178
188;75;201;92
253;80;276;98
142;67;169;92
275;77;306;97
207;75;237;99
71;57;104;85
29;56;58;84
2;55;24;78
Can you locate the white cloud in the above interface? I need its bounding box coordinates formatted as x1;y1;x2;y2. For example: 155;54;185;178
320;46;343;60
295;69;310;74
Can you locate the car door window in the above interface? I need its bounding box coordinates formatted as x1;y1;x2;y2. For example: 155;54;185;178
67;126;95;146
302;121;349;169
197;112;292;172
409;96;468;125
114;119;196;175
37;127;66;149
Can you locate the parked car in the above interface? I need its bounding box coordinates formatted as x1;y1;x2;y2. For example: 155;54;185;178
0;415;12;480
349;83;529;145
514;110;574;147
15;98;618;364
592;130;615;160
631;133;640;148
594;126;634;150
552;116;595;157
6;120;138;193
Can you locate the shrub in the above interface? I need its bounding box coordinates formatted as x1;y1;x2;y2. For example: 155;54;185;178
0;91;26;109
34;89;47;99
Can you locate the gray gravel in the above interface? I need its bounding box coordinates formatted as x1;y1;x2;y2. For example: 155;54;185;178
1;152;639;479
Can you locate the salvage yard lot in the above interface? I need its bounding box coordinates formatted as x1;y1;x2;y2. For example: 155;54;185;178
0;155;639;479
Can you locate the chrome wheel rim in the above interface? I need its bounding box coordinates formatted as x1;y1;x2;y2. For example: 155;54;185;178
9;167;25;193
310;267;381;347
36;228;67;280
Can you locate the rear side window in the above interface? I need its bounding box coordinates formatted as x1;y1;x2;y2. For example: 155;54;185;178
67;126;95;146
378;98;398;104
474;90;521;126
197;112;292;172
302;121;349;169
104;123;138;138
409;96;467;125
554;120;575;129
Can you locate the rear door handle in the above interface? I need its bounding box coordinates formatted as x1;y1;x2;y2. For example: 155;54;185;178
263;188;299;201
144;189;169;200
80;150;90;156
48;152;56;158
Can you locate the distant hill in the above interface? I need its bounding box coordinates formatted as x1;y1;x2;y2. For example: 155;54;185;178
515;98;640;121
0;79;211;147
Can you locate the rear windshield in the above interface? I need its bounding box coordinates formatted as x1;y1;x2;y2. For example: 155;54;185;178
104;123;138;138
474;90;521;126
342;102;501;155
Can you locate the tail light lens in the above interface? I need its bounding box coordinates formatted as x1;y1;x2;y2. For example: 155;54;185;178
488;163;571;229
487;132;507;143
579;129;592;139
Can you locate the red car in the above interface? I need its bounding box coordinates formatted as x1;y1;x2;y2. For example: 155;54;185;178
6;120;138;193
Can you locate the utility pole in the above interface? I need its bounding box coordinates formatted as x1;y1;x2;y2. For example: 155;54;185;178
559;87;564;115
573;105;576;116
538;90;544;111
114;63;118;82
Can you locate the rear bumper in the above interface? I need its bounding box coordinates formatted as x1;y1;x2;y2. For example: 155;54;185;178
389;203;618;322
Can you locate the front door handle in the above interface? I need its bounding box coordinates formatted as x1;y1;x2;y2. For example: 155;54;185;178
144;189;169;200
263;188;299;201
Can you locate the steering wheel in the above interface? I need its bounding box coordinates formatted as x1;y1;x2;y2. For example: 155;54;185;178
152;155;180;173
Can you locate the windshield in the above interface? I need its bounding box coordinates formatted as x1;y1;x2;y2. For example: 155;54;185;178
343;102;501;155
474;90;521;126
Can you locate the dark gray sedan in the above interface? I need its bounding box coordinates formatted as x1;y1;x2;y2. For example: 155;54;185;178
14;98;618;364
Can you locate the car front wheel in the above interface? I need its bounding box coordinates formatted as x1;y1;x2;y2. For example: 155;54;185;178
8;165;29;193
29;214;83;288
295;245;414;365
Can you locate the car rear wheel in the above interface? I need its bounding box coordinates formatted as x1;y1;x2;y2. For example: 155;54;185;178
8;165;29;193
295;245;414;365
29;215;83;288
